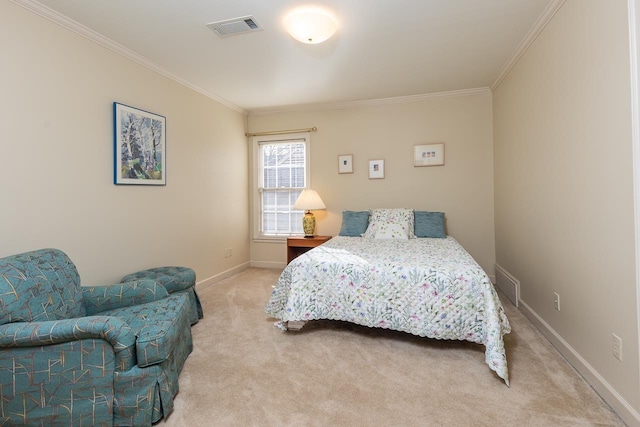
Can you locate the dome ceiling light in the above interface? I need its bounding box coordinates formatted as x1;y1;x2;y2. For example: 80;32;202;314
284;7;337;44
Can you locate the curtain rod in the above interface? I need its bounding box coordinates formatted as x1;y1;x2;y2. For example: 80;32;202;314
245;127;317;137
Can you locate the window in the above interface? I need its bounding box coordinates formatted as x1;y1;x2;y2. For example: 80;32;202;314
253;133;310;239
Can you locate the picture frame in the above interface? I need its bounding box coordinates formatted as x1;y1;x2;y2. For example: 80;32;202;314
338;154;354;174
414;143;445;167
114;102;166;185
368;159;385;179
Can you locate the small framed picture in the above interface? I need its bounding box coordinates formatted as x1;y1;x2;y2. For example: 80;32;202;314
338;154;353;174
368;159;385;179
414;143;445;167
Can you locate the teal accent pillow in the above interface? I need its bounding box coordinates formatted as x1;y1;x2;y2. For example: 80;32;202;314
339;211;370;236
414;211;446;238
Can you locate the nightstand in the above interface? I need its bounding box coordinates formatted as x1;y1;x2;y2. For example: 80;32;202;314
286;236;331;264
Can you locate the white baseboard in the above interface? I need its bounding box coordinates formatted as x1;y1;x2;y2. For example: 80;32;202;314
195;262;250;291
250;260;286;269
519;300;640;427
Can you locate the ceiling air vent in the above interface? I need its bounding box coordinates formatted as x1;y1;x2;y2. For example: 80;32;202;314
207;16;262;38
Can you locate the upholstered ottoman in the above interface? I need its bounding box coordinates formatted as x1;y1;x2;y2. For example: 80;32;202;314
121;266;203;325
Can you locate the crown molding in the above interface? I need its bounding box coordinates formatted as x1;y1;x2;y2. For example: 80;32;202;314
248;87;492;116
10;0;247;115
491;0;566;91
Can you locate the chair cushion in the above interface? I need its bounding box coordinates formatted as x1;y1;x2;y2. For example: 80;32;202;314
121;267;195;294
99;293;191;367
0;248;86;325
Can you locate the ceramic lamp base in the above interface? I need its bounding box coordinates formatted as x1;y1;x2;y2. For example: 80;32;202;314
302;211;316;237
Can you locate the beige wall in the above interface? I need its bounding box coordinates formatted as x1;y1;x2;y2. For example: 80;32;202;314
248;92;496;274
7;0;637;421
493;0;639;421
0;1;249;285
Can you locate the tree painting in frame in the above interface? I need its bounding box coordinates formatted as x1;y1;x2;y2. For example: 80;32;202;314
414;143;444;167
114;102;166;185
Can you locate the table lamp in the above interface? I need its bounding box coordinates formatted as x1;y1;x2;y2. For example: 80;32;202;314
293;189;326;237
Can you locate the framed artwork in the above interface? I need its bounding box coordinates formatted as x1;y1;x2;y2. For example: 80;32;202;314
338;154;353;174
114;102;166;185
414;143;445;167
368;159;385;179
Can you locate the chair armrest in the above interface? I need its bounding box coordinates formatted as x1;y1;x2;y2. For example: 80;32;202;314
82;280;169;315
0;316;137;370
0;316;134;349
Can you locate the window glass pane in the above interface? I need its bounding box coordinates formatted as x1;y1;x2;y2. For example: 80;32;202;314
263;213;275;234
291;145;305;165
263;146;277;167
264;168;276;188
276;213;290;232
291;167;304;187
291;211;303;233
260;142;306;189
276;191;289;207
277;167;291;187
263;190;275;210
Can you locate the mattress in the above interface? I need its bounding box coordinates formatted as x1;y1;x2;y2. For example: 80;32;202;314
265;236;511;384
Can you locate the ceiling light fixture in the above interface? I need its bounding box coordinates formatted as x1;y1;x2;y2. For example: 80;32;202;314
284;7;337;44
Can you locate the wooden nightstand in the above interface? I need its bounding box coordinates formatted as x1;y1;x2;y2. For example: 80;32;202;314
286;236;331;264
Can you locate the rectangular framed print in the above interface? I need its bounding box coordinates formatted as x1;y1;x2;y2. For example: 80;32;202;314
114;102;166;185
368;159;385;179
338;154;354;174
414;143;445;167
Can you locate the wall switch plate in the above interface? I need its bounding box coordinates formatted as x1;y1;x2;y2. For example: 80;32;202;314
613;333;623;361
553;292;560;311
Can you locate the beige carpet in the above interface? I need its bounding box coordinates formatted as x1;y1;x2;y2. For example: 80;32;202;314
161;268;624;427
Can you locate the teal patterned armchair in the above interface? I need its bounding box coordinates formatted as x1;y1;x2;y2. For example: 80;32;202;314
0;249;193;426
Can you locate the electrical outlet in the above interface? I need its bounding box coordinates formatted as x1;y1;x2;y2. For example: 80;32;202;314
613;334;623;361
553;292;560;311
224;248;232;258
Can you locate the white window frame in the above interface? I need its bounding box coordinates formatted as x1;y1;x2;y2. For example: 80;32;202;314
252;132;311;241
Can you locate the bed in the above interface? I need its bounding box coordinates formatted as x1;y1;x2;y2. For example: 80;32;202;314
264;209;511;385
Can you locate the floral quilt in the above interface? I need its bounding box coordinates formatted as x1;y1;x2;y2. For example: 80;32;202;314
265;236;511;385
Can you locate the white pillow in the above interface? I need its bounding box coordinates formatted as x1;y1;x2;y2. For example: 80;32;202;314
363;208;415;239
374;223;409;240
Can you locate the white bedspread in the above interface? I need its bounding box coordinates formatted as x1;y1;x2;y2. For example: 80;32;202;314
265;236;511;384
